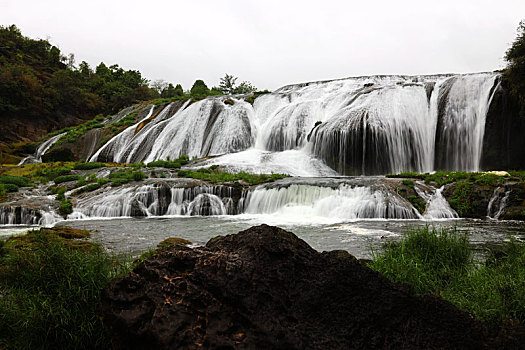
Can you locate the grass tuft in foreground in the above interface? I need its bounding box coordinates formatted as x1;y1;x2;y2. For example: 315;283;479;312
369;226;525;326
0;228;130;349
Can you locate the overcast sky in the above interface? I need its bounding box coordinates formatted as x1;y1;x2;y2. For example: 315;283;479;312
1;0;524;90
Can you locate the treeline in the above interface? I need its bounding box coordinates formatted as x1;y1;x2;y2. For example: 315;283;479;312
0;24;262;144
504;20;525;116
0;25;156;122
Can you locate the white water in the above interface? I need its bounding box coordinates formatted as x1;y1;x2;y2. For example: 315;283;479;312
18;132;67;164
242;183;419;220
85;73;499;176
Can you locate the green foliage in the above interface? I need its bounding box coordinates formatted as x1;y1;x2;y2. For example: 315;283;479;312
0;25;157;136
387;171;505;187
402;179;415;187
54;174;82;184
73;162;107;170
177;168;288;186
408;195;426;214
146;155;189;169
72;183;102;195
504;20;525;116
448;182;474;217
0;175;31;187
59;199;73;216
111;112;137;128
108;169;147;186
0;229;129;349
56;187;66;201
190;79;210;98
369;226;525;326
218;73;257;94
77;177;86;186
1;183;19;193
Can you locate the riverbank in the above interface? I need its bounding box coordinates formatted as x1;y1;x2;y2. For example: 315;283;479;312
1;224;524;348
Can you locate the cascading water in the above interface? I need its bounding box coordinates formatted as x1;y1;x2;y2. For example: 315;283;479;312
18;132;67;165
86;73;499;176
241;183;419;220
71;181;240;219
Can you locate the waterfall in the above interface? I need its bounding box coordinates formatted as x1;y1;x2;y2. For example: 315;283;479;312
423;187;459;219
242;183;419;220
84;73;500;176
0;206;60;226
71;182;239;218
434;74;500;171
487;187;511;219
18;132;67;165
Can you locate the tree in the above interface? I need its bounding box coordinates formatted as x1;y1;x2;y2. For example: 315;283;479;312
174;84;184;96
218;74;237;94
218;73;257;95
151;79;168;94
190;79;210;98
505;20;525;116
233;81;257;94
160;83;176;98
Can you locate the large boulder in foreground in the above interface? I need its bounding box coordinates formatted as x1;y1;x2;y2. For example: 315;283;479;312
100;225;516;349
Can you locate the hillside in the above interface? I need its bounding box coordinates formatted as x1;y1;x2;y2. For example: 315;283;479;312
0;25;158;161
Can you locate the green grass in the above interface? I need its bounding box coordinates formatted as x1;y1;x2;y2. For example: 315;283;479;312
369;226;525;326
177;168;288;185
0;229;130;349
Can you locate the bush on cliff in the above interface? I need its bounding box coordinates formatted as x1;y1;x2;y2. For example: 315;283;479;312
0;229;129;349
504;20;525;117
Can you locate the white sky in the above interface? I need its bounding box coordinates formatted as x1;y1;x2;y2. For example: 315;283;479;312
1;0;524;91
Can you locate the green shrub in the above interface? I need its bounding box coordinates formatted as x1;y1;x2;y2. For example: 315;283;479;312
54;174;82;184
72;183;101;195
73;162;107;170
0;230;129;349
77;177;86;186
0;175;31;187
402;179;415;187
146;155;189;169
56;187;66;201
2;183;19;193
176;168;288;186
108;169;147;186
59;199;73;216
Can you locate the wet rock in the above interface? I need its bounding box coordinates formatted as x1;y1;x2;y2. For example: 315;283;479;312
100;224;517;349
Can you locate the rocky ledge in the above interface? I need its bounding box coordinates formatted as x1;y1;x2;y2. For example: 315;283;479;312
100;225;523;349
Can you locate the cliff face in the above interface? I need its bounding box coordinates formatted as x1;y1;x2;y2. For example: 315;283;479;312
481;77;525;170
99;225;521;349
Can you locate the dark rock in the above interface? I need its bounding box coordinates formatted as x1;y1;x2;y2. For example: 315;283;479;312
481;78;525;170
100;224;519;349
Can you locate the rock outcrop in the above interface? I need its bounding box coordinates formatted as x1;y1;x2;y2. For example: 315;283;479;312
100;224;521;349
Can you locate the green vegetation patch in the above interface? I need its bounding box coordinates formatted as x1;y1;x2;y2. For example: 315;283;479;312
0;175;31;187
146;155;189;169
54;174;82;184
73;162;107;170
108;169;147;186
177;168;288;186
0;228;129;349
369;226;525;326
